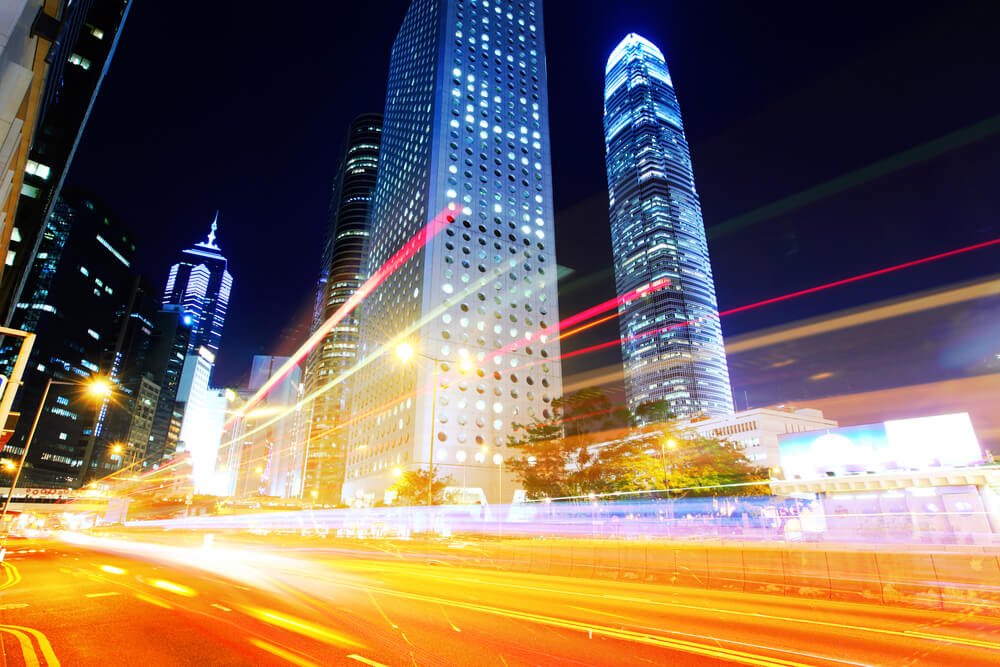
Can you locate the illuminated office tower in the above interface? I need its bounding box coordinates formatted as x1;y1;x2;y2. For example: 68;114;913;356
302;113;382;504
343;0;563;505
163;212;233;359
603;33;733;418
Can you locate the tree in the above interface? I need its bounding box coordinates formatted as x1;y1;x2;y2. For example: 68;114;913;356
507;387;631;499
388;469;456;506
507;387;768;499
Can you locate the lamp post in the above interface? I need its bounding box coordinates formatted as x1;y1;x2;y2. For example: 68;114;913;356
1;377;110;554
395;342;473;507
660;438;677;533
456;450;467;503
493;453;503;539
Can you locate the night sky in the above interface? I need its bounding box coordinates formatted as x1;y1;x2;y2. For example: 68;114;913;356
66;0;1000;387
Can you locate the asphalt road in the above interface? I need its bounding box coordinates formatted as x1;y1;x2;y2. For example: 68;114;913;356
2;533;1000;666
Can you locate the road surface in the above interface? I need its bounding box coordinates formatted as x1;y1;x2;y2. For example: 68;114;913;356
2;533;999;665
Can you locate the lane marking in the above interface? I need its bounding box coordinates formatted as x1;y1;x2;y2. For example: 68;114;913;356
0;627;40;667
1;624;61;666
349;563;1000;653
0;562;22;590
347;655;389;667
248;638;320;667
134;593;173;610
210;603;232;612
0;603;28;610
84;592;120;599
904;630;1000;650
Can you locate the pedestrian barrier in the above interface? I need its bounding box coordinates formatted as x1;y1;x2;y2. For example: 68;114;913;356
457;538;1000;614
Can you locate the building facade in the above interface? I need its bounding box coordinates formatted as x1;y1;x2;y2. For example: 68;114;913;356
162;213;233;360
689;406;838;470
603;33;733;418
0;189;138;486
143;305;195;465
343;0;564;506
1;0;132;325
221;356;304;499
302;113;382;504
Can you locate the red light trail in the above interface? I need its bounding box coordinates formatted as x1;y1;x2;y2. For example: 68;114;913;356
226;204;456;428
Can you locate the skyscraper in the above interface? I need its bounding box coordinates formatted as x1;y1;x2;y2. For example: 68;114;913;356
1;0;133;324
0;189;139;485
163;213;233;359
343;0;563;505
603;33;733;419
302;113;382;504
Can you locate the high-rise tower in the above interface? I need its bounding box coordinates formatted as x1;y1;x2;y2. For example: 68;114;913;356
603;33;733;418
302;113;382;504
163;213;233;359
343;0;563;505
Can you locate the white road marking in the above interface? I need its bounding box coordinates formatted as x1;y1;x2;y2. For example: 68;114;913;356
211;603;233;612
85;592;120;598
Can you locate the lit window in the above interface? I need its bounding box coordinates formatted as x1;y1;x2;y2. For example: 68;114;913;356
4;251;14;266
87;329;100;340
58;433;67;440
90;27;104;39
79;266;89;276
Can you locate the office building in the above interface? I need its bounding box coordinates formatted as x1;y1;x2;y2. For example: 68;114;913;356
143;305;195;465
87;275;160;477
1;0;54;269
174;345;227;494
689;406;838;469
222;356;304;499
603;33;733;418
343;0;564;505
0;189;137;485
302;113;382;504
1;0;133;324
162;212;233;360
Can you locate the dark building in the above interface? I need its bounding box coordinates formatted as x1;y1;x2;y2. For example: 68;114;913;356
0;189;138;486
2;0;133;325
143;305;195;466
88;275;160;478
302;113;381;503
162;213;232;362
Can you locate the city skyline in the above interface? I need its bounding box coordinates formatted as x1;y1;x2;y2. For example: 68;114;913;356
61;1;1000;387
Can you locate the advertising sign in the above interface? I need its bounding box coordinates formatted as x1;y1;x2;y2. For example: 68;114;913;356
778;413;982;479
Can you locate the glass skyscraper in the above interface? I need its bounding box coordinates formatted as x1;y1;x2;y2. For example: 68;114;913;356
603;33;733;418
303;113;382;504
343;0;563;505
162;213;233;359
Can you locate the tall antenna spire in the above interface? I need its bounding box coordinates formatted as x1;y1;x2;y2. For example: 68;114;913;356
199;210;220;249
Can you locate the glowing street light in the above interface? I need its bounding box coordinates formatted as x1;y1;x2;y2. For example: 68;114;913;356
255;466;263;475
395;342;414;362
391;466;402;478
111;444;122;455
88;378;112;398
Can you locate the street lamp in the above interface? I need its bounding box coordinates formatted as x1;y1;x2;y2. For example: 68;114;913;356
659;438;678;530
394;341;474;506
1;376;112;546
493;453;503;538
456;450;467;503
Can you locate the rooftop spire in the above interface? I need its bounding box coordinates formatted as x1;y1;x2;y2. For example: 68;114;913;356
196;210;221;250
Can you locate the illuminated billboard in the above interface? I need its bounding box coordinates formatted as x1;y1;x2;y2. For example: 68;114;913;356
778;413;982;479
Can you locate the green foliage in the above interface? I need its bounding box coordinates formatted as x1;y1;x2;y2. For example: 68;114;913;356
507;388;768;499
388;468;456;506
